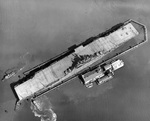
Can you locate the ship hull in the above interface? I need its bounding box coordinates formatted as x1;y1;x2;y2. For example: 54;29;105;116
11;19;147;106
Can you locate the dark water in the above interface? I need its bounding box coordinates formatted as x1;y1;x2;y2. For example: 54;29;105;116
45;44;150;121
13;101;40;121
0;0;150;121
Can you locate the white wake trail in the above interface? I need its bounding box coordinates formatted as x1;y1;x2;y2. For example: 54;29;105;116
30;95;57;121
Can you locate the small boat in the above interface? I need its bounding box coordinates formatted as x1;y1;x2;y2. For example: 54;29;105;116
1;71;17;82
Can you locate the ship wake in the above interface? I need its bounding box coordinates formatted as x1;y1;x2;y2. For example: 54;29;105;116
30;95;57;121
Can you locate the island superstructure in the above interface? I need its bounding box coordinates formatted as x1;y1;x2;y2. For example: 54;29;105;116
11;19;147;109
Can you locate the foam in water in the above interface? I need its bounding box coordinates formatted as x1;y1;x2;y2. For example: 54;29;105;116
30;95;57;121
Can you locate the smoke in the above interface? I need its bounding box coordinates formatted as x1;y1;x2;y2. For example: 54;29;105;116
30;95;57;121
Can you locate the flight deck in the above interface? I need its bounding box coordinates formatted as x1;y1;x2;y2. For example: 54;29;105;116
10;19;147;109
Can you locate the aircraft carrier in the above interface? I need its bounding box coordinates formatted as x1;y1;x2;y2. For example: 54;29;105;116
10;19;147;110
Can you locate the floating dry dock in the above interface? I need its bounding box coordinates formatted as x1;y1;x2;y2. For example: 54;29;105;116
11;19;147;107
